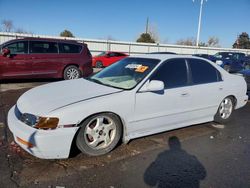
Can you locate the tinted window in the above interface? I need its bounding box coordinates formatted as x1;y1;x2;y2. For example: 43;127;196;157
4;41;28;54
188;59;221;84
108;52;116;57
59;43;82;53
151;59;188;89
30;41;58;53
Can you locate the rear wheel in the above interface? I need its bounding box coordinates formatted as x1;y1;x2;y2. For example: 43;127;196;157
95;61;103;68
214;97;234;123
63;65;81;80
76;113;122;156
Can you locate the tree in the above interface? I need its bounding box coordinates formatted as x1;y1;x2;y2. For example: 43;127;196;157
136;33;156;43
176;38;196;46
60;29;75;38
207;36;219;47
15;28;30;34
148;23;160;43
1;19;13;32
233;32;250;49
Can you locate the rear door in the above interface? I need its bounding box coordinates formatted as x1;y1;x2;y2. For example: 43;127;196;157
186;58;224;120
0;41;31;78
29;40;60;77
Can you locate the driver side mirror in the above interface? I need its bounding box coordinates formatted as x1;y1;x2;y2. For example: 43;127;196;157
2;48;10;57
140;80;164;92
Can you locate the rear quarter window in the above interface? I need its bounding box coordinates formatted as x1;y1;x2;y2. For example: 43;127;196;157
59;43;82;53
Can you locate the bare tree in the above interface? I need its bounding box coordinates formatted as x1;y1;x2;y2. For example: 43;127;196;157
106;35;117;41
176;37;196;46
1;20;13;32
148;23;160;43
207;36;220;47
15;28;30;34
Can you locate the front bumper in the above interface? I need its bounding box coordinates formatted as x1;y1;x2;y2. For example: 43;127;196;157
7;106;79;159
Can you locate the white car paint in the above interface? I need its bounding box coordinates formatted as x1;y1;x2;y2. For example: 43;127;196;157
7;54;248;159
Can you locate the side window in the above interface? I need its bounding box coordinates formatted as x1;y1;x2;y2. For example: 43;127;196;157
3;41;28;54
59;43;82;53
151;59;188;89
30;41;58;53
188;59;221;85
109;53;116;57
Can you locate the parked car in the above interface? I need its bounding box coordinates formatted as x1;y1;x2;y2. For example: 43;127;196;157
149;52;177;54
0;38;93;80
192;54;216;61
92;51;128;68
238;58;250;94
8;55;247;159
214;52;248;72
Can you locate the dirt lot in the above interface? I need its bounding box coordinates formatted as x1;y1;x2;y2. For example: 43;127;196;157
0;80;250;188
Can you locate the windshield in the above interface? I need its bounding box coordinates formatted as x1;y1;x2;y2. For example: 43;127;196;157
96;52;107;57
88;57;160;90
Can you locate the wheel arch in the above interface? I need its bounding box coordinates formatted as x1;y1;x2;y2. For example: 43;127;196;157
62;64;81;78
68;111;126;157
227;95;237;109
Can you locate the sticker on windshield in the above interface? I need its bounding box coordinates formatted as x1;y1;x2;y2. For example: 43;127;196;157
135;65;148;73
125;64;142;69
125;64;149;73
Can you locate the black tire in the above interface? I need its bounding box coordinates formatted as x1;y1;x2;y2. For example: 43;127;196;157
95;61;103;68
214;96;235;124
224;65;231;72
76;113;122;156
63;65;82;80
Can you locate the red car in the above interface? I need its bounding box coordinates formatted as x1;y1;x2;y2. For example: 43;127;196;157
0;38;93;80
92;51;128;68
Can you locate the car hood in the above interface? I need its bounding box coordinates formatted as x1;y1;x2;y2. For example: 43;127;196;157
239;69;250;75
17;79;122;116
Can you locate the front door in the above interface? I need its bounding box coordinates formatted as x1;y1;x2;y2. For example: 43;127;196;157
130;58;191;138
0;41;32;78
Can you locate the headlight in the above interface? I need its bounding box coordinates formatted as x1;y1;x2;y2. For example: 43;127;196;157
216;60;223;65
15;106;59;130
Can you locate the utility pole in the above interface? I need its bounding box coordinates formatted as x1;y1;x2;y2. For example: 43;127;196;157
193;0;207;47
146;17;149;34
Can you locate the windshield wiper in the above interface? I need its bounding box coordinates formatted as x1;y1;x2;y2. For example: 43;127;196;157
86;77;125;90
86;78;105;85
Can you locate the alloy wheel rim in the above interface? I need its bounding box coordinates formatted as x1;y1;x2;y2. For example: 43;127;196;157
219;98;233;119
67;68;79;79
84;116;116;150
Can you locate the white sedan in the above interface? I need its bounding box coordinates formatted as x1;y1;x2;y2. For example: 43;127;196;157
8;55;248;159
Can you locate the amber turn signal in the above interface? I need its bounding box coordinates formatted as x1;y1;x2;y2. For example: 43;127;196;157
35;117;59;129
16;137;33;148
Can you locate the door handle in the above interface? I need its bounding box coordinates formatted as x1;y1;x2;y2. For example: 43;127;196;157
181;93;189;97
219;87;223;90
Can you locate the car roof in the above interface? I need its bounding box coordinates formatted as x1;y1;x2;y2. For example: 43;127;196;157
3;37;83;44
107;51;127;54
130;54;200;62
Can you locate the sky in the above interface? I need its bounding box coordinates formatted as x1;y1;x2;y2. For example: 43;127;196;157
0;0;250;47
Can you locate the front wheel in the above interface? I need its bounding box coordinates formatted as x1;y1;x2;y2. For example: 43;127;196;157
224;65;231;72
214;97;234;123
76;113;122;156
